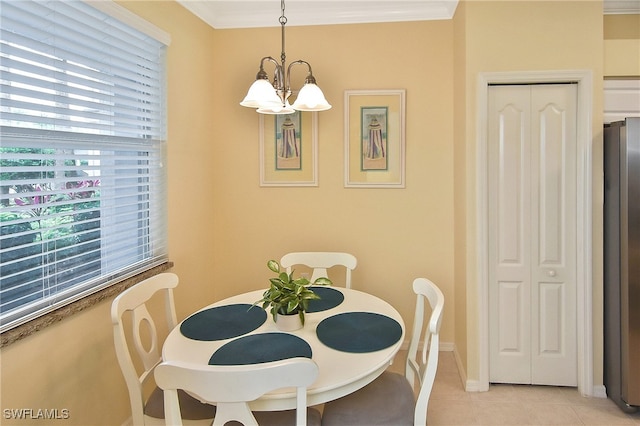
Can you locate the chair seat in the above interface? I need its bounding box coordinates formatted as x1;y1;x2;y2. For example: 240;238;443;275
144;387;216;420
321;372;415;426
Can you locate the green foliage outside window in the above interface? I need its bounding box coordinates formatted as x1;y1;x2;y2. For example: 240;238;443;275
0;147;102;313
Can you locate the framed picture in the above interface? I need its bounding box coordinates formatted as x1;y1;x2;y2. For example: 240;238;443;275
260;111;318;187
344;89;406;188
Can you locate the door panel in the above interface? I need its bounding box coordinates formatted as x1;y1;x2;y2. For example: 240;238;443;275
538;282;562;353
498;104;526;265
498;282;525;352
489;85;531;384
537;104;564;263
489;84;577;386
530;85;577;386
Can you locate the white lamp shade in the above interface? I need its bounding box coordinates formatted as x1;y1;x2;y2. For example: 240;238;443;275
257;100;296;115
292;83;331;111
240;79;282;108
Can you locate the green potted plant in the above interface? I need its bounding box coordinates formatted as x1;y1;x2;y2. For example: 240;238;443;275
255;259;332;330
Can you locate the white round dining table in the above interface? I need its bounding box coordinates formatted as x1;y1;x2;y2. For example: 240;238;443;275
162;286;405;411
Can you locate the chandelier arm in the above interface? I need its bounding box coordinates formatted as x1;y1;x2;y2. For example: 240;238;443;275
257;56;278;77
259;56;279;68
286;60;316;88
258;56;285;95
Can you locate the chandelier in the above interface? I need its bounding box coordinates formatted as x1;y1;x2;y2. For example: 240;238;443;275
240;0;331;114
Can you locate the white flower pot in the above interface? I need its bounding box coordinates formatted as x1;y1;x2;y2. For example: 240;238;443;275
275;313;303;331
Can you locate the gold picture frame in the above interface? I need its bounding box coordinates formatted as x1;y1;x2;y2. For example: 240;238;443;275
344;89;406;188
260;111;318;187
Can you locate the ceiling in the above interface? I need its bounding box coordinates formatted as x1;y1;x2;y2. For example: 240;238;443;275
177;0;640;30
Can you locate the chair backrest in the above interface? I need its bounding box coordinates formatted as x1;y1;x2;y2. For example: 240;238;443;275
154;357;319;426
405;277;444;426
280;252;357;288
111;273;179;425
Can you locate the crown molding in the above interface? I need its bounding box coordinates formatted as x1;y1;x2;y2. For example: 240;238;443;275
178;0;638;30
177;1;458;29
604;0;640;14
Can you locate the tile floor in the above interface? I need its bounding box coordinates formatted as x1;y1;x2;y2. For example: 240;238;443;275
387;350;640;425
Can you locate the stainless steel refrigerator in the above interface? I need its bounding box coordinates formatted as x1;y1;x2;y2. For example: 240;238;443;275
604;117;640;413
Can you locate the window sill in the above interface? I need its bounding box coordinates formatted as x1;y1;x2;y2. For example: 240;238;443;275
0;261;174;348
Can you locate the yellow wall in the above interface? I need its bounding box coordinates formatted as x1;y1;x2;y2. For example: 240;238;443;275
0;1;634;424
453;0;470;383
604;14;640;76
207;20;456;328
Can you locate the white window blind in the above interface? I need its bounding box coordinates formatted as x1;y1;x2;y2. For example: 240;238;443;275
0;1;168;332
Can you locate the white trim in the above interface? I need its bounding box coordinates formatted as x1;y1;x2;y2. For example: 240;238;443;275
476;78;491;392
400;340;454;352
177;0;459;29
604;79;640;124
439;341;455;352
451;345;472;391
604;0;640;14
177;0;639;29
86;0;172;46
593;385;608;399
476;70;594;396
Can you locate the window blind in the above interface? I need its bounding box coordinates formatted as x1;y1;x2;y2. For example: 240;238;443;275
0;1;168;332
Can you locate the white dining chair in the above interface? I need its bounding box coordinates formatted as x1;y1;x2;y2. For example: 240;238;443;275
321;277;444;426
280;252;357;288
154;357;321;426
111;273;215;425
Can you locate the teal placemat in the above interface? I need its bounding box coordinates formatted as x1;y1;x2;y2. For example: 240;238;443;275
209;332;312;365
316;312;402;353
306;286;344;312
180;304;267;341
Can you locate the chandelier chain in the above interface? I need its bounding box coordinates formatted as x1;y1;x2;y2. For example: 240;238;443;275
279;0;287;25
279;0;287;65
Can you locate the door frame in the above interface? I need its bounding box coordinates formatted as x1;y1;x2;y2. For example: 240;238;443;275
476;70;594;396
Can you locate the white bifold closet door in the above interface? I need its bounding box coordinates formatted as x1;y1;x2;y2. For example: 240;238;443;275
488;83;578;386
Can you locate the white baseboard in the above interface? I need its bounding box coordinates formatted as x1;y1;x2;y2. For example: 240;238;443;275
399;341;477;391
440;341;455;352
592;385;607;399
450;344;488;392
444;343;607;396
400;340;455;352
